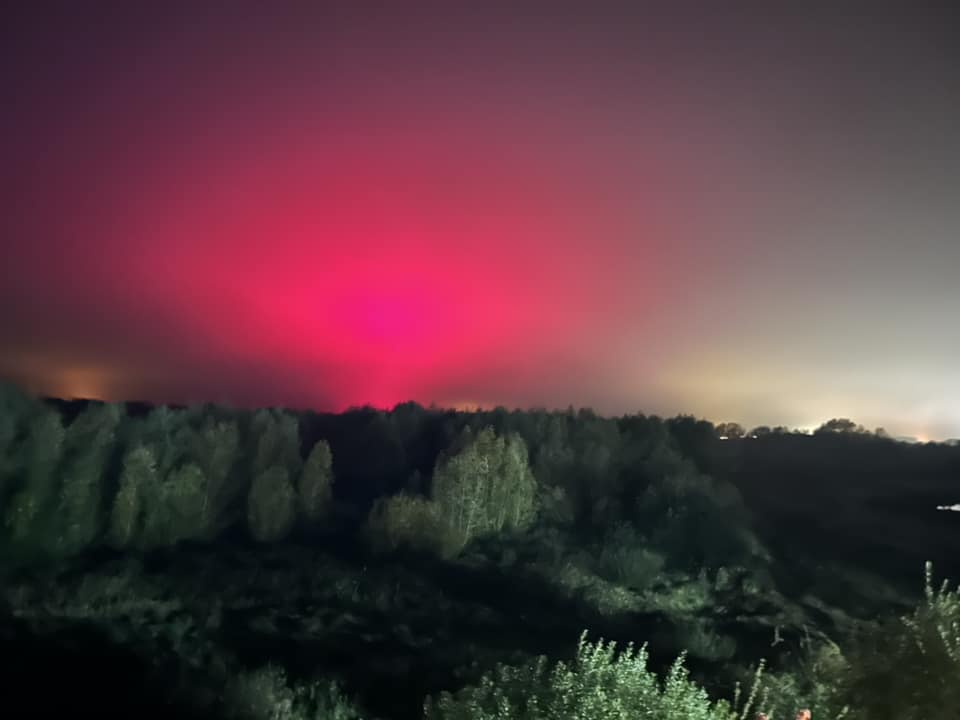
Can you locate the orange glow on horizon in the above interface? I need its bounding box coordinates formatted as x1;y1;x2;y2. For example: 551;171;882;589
52;367;112;402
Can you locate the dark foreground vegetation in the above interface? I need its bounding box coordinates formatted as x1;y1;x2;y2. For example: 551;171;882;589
0;382;958;718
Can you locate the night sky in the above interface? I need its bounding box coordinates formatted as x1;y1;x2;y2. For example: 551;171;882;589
2;3;958;439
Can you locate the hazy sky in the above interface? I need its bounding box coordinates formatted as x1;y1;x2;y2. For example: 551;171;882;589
2;2;958;439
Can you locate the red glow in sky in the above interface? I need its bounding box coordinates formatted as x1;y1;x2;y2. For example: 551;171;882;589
2;4;959;439
3;89;668;411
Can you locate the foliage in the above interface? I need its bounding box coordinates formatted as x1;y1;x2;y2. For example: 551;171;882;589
365;492;449;555
425;630;734;720
0;382;32;496
252;409;303;479
5;408;66;545
129;406;192;478
548;558;647;615
223;665;362;720
431;426;538;555
110;445;209;549
595;523;665;590
248;466;297;543
109;445;160;548
675;618;737;662
815;419;866;435
299;439;334;524
190;417;240;537
366;427;539;558
645;571;715;614
162;462;208;543
753;639;849;720
833;562;960;719
637;466;765;569
715;423;745;439
54;403;123;556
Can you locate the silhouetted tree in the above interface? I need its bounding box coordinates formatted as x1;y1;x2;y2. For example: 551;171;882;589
5;408;65;545
55;403;123;556
0;383;33;503
716;422;745;439
816;418;863;434
299;439;333;523
251;409;302;479
110;445;159;548
248;465;296;542
189;417;240;537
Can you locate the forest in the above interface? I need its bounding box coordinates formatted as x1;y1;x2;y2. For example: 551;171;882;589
0;382;958;719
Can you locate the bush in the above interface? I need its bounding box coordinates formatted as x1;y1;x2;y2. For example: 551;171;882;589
549;559;647;615
675;618;737;662
248;466;297;542
637;467;766;570
833;562;960;719
223;665;362;720
365;493;450;556
752;639;848;720
425;630;734;720
646;570;714;615
595;523;665;590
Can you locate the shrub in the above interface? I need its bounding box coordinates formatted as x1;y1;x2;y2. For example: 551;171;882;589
676;618;737;662
223;665;362;720
646;570;714;615
365;493;450;556
637;467;765;570
299;440;334;523
833;562;960;719
550;559;647;615
248;466;297;542
425;630;734;720
752;639;848;720
595;523;665;590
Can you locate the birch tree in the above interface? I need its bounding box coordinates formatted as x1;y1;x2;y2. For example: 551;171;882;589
431;426;537;554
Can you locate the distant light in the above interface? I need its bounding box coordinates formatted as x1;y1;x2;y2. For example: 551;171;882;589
719;435;729;441
56;367;110;401
936;504;960;512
